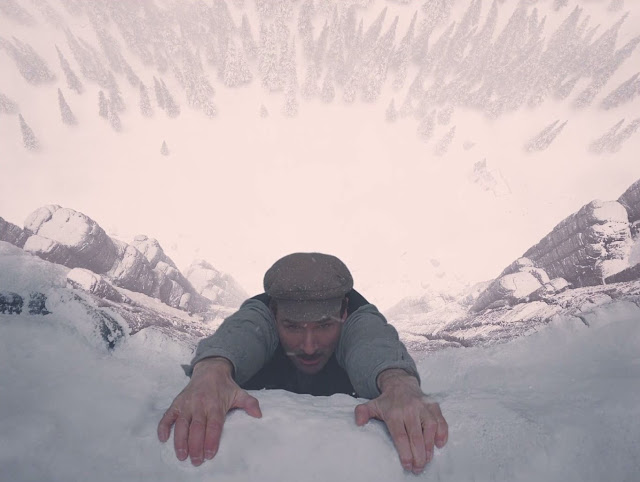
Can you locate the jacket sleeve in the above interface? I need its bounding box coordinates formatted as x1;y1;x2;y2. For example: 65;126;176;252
335;304;420;399
185;299;279;385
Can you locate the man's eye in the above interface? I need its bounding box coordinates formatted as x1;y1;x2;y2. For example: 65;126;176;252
319;323;332;330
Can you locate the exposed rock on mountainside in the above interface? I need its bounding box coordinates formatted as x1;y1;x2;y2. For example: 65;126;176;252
1;206;246;313
25;205;119;273
186;260;249;308
523;200;631;287
391;177;640;352
0;217;29;248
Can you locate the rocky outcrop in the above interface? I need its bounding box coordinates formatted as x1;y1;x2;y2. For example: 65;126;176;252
0;217;29;248
107;239;156;295
24;205;118;273
529;277;571;302
23;234;76;267
67;268;131;304
522;200;632;287
0;292;23;314
131;235;176;269
471;270;544;312
618;178;640;224
186;260;249;307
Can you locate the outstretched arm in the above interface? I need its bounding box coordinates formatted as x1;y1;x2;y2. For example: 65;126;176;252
354;369;448;474
158;357;262;466
336;304;448;473
158;298;279;465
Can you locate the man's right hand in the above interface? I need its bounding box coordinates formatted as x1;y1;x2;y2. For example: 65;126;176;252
157;357;262;466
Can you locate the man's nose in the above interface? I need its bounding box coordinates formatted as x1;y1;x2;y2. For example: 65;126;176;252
301;329;317;354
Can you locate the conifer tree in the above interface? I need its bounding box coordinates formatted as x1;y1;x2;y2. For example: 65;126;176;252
154;77;165;110
19;114;39;150
108;102;122;132
161;80;180;118
260;104;269;117
320;72;335;103
98;90;108;118
139;83;153;117
241;14;258;60
417;111;435;141
56;45;83;94
58;88;77;125
0;92;18;115
161;140;169;156
385;99;397;122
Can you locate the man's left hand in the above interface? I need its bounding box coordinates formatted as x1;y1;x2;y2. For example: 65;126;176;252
354;369;448;474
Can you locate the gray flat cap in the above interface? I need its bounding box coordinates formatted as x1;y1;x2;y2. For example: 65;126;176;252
264;252;354;322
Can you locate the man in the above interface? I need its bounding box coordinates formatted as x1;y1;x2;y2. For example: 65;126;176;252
158;253;448;474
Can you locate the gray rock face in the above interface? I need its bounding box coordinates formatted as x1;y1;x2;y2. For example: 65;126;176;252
27;292;50;315
24;206;118;273
529;277;571;302
131;235;176;269
0;292;23;314
23;234;76;267
107;240;156;295
523;200;632;287
0;217;29;248
619;178;640;224
67;268;131;304
186;259;249;308
471;271;543;312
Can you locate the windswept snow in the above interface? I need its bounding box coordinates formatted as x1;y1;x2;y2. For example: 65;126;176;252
1;252;639;481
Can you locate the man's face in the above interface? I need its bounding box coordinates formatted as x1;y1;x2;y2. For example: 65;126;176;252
275;308;347;375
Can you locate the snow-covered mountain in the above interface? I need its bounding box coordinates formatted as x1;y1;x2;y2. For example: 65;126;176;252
2;1;640;480
1;0;639;305
1;238;639;482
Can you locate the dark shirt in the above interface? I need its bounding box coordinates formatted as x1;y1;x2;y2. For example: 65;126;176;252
240;289;370;397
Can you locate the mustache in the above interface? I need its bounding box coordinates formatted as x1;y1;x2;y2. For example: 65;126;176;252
286;352;323;361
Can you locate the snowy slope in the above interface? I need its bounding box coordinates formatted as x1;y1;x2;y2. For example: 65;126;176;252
1;242;640;481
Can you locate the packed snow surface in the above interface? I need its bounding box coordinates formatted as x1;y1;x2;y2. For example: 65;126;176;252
1;294;639;481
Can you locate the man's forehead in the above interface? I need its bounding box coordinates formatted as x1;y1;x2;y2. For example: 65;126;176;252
280;315;342;324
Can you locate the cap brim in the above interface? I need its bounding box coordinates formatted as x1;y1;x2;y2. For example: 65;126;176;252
276;298;343;322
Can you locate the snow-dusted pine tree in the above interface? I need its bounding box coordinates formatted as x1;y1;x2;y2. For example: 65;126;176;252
107;73;126;113
56;45;83;94
161;141;169;156
0;92;18;115
320;71;335;103
385;99;397;122
223;38;253;87
260;104;269;117
417;111;435;141
107;102;122;132
434;126;456;156
139;83;153;117
154;77;165;110
241;14;258;60
161;81;180;118
58;88;77;125
19;114;39;150
98;90;108;118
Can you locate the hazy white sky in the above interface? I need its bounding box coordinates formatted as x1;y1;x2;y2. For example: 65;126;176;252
1;0;639;308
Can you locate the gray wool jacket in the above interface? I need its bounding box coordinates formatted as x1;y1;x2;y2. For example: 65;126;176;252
187;297;419;400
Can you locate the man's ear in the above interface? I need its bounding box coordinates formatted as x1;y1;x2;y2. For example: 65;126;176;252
341;297;349;322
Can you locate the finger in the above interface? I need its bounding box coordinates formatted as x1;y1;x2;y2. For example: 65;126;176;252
157;406;179;442
422;417;438;464
234;392;262;419
203;413;225;460
430;404;449;448
406;415;427;473
354;402;376;426
173;414;191;461
188;417;206;466
386;418;413;471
